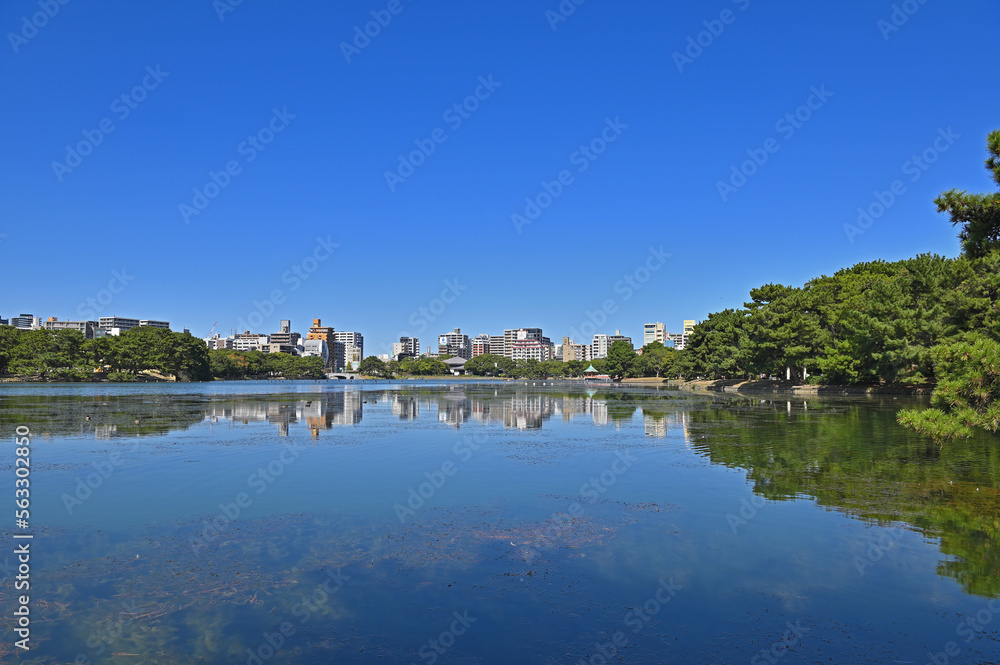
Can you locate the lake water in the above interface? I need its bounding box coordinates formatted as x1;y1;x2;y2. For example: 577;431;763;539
1;381;998;664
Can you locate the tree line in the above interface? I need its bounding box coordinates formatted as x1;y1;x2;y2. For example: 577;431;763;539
0;326;325;381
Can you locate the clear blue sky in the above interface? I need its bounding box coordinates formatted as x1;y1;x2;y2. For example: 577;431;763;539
2;0;998;355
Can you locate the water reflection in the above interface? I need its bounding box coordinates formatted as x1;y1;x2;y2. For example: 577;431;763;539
3;381;999;660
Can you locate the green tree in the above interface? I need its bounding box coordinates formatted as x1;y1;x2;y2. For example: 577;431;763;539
604;340;636;380
935;129;1000;258
358;356;389;377
898;334;1000;439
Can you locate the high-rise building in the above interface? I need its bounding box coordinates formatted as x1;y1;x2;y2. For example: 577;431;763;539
139;320;170;329
11;314;39;330
563;337;592;362
392;336;420;360
592;330;632;358
270;320;301;347
438;328;471;359
307;318;335;343
644;322;667;346
489;335;505;356
333;331;364;370
471;334;492;357
666;320;698;351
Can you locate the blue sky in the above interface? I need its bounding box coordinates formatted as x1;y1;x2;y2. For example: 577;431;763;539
2;0;998;355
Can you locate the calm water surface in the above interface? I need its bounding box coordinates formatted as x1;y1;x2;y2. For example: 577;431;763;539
1;381;998;664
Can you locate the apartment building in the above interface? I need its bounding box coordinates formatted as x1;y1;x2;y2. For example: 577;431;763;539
334;331;364;370
233;331;269;351
643;322;667;346
43;318;97;338
392;336;420;360
489;335;505;356
438;328;471;359
471;334;491;357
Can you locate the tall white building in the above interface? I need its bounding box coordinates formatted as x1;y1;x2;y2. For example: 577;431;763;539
592;330;632;358
333;331;364;370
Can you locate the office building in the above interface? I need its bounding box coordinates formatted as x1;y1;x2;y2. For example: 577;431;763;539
139;320;170;329
307;319;335;343
299;339;329;365
334;331;364;370
438;328;471;359
644;322;667;346
471;334;492;357
592;330;632;359
204;334;235;350
12;314;39;330
666;320;697;351
392;336;420;360
43;318;98;338
98;317;140;332
233;332;269;351
270;320;301;347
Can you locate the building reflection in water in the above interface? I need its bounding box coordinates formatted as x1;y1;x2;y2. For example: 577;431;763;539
203;391;363;439
199;387;693;441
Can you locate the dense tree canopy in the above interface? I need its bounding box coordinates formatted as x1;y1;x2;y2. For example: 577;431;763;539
0;327;326;381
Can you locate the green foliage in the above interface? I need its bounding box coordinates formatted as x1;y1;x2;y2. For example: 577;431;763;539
358;356;391;378
208;349;325;380
898;334;1000;439
463;354;513;377
396;356;451;376
604;340;636;379
935;129;1000;258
